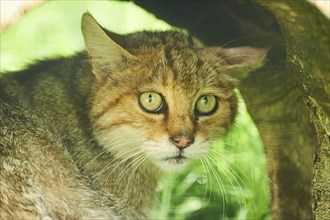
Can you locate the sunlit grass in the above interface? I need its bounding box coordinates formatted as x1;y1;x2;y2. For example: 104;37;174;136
0;1;270;219
0;1;171;72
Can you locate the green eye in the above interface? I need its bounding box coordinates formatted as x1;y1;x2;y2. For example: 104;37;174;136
195;95;218;115
139;92;164;113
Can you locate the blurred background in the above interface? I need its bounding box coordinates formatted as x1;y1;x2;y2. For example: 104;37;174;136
0;1;271;219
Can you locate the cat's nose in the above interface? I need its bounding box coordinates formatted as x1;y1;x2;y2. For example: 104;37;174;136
170;136;194;149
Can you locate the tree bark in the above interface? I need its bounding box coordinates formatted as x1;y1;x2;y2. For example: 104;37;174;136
135;1;330;219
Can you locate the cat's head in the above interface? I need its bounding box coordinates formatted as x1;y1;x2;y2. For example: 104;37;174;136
82;13;266;172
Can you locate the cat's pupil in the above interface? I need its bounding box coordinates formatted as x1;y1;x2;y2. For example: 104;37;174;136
202;97;208;105
148;94;153;103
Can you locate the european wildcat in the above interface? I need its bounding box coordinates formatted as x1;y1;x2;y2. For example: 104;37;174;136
0;13;266;219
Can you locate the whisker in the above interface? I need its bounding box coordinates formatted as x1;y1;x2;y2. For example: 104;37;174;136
209;146;281;193
125;154;150;196
107;149;145;182
113;152;147;188
92;147;142;179
87;138;143;166
202;155;227;218
219;36;253;48
200;157;213;207
206;153;247;211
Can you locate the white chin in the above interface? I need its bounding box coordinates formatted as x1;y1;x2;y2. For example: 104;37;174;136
155;158;191;173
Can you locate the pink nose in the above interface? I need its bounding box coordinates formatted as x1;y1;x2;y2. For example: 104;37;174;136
170;137;194;148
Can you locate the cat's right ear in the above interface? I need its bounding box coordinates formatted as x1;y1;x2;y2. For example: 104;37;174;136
81;13;135;80
201;46;268;81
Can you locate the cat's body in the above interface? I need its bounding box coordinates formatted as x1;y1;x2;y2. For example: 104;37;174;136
0;13;266;219
1;54;140;219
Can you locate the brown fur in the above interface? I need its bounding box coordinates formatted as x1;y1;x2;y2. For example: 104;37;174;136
0;13;266;219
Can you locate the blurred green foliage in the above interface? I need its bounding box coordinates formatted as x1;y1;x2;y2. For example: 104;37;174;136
1;1;171;72
0;1;270;219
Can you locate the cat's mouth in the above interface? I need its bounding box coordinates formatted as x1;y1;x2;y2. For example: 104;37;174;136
164;154;187;164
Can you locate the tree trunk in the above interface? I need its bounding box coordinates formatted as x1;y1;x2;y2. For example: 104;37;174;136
135;1;330;219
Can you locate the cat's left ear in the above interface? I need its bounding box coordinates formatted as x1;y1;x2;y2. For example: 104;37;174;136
203;46;268;81
81;13;135;80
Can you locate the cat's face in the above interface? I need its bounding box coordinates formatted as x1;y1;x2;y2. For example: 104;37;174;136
82;13;266;172
89;48;238;172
